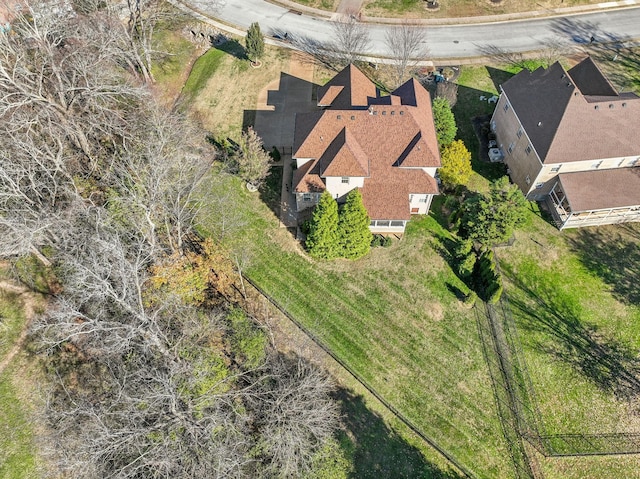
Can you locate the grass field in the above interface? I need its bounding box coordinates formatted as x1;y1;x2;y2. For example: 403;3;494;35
177;40;640;477
495;211;640;478
0;289;39;479
182;42;292;141
197;173;513;479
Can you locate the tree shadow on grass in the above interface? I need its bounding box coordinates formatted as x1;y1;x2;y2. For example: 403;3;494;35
217;39;248;60
502;263;640;402
566;224;640;307
334;388;465;479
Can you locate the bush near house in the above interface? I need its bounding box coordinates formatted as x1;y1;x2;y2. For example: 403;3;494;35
306;191;341;259
338;190;373;259
432;97;457;148
307;190;373;260
439;139;472;190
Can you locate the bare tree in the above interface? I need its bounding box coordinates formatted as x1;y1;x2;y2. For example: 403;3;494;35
478;38;571;71
110;106;214;253
249;354;341;478
330;11;370;67
0;1;144;164
385;22;429;88
228;128;272;189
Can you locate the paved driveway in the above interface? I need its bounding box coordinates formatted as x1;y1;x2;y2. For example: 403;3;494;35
253;56;318;228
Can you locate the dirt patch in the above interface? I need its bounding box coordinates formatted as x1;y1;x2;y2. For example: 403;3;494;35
0;281;41;375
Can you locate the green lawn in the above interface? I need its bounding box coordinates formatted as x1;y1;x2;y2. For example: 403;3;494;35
197;173;513;479
0;291;38;479
497;210;640;478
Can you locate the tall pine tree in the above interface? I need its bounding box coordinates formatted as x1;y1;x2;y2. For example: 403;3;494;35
245;22;264;64
338;189;372;259
306;191;340;259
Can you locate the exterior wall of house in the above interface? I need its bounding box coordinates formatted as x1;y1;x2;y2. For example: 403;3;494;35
295;192;321;212
325;176;365;199
409;193;433;214
296;158;314;168
491;94;544;198
369;220;408;234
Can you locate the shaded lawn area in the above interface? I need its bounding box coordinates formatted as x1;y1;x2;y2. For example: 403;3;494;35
197;173;513;479
496;211;640;478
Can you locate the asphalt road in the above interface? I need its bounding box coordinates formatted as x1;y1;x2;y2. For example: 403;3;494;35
184;0;640;59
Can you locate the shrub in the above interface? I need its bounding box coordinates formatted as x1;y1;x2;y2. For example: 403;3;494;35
382;236;392;247
270;146;281;162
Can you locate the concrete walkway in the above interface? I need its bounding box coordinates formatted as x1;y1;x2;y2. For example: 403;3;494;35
253;56;317;228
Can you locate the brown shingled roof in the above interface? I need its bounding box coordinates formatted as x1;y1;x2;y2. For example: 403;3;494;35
321;128;369;177
316;64;378;109
559;167;640;212
502;57;640;164
293;66;440;220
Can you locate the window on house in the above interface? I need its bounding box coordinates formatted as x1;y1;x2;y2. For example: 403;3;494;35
535;183;544;189
303;193;313;201
525;175;531;185
551;165;562;172
341;177;349;184
508;142;515;154
618;158;626;167
390;220;405;227
516;127;523;138
525;145;532;155
491;121;496;131
370;220;376;226
591;161;603;169
503;102;510;112
630;158;639;166
409;194;415;202
377;220;390;227
418;197;428;203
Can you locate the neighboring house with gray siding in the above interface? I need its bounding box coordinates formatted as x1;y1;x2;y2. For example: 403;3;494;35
491;56;640;229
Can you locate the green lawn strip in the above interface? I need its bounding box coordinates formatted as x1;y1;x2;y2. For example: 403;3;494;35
181;47;227;98
497;213;640;438
151;22;196;86
197;176;513;478
0;292;25;358
0;290;37;479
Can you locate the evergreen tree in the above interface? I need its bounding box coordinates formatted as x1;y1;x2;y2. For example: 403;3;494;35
306;191;340;259
439;139;472;190
245;22;264;63
338;189;372;259
459;176;528;247
432;97;457;147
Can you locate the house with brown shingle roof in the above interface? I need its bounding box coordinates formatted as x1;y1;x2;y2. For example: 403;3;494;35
292;64;441;233
491;56;640;229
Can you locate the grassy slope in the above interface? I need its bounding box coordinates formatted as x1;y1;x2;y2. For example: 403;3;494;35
197;174;512;479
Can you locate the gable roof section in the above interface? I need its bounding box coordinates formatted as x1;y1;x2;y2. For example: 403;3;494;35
320;128;369;177
567;56;618;97
292;159;324;193
316;64;378;109
503;57;640;164
560;167;640;212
